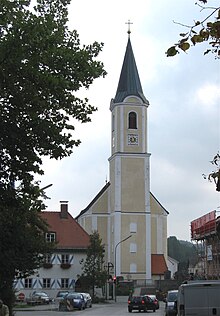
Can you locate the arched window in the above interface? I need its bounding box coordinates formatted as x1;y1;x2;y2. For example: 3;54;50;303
128;112;137;129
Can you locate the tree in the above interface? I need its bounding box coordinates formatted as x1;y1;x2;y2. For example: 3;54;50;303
166;0;220;58
0;185;53;312
81;231;107;298
168;236;198;282
202;153;220;191
0;0;106;313
0;0;106;189
165;1;219;194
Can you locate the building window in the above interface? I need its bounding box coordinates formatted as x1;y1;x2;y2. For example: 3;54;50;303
43;254;53;268
42;278;51;289
130;223;137;233
45;232;56;243
24;278;32;289
61;254;69;264
128;112;137;129
130;243;137;253
130;263;137;273
61;278;69;289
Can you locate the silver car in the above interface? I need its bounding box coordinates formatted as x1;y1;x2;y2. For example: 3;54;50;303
80;293;92;308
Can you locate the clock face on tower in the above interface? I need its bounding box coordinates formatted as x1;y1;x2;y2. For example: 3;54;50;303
128;134;139;145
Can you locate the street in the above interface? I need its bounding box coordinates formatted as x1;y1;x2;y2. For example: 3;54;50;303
15;301;166;316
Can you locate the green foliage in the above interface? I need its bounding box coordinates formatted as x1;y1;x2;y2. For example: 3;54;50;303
166;1;220;58
168;236;198;281
0;0;106;313
0;183;54;313
202;153;220;191
168;237;198;265
0;0;106;189
81;231;107;297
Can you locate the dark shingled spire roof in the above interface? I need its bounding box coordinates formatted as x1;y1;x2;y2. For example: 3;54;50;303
113;37;148;104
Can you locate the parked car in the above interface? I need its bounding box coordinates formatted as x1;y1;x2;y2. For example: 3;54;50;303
59;292;86;311
27;292;50;305
80;293;92;308
55;290;69;304
164;290;178;316
128;295;156;313
146;294;159;309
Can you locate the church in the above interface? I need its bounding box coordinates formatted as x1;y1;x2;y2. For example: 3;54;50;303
76;31;169;285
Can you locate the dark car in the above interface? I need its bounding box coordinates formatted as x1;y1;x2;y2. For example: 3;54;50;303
164;290;178;316
59;292;86;311
128;295;156;313
147;294;159;309
80;293;92;308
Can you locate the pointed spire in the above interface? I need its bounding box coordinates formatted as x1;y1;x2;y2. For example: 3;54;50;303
113;35;148;104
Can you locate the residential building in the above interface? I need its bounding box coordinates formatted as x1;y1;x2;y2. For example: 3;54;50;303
167;256;179;279
14;201;90;299
76;32;169;286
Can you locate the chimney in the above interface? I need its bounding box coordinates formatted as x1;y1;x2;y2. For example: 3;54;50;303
60;201;68;219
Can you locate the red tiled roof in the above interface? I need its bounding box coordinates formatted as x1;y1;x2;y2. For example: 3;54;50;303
41;211;90;249
151;254;168;275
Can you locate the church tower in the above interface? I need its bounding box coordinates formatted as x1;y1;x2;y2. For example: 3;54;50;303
76;32;168;285
109;33;152;281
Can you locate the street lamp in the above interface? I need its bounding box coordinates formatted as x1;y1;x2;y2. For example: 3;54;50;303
114;234;132;302
40;184;53;191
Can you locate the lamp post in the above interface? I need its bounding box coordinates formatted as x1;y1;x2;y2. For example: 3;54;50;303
114;234;132;302
40;184;53;191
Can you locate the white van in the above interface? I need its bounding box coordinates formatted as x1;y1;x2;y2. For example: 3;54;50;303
178;280;220;316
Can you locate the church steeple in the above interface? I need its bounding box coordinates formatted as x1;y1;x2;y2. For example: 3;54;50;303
113;37;149;104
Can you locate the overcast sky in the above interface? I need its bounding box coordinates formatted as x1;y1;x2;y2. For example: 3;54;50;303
39;0;220;241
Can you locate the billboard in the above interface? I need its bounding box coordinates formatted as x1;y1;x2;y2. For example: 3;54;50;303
191;211;216;240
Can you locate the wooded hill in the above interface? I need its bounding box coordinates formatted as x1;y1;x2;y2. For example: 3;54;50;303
168;236;200;279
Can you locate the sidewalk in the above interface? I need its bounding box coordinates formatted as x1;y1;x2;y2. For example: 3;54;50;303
14;297;128;312
14;303;58;312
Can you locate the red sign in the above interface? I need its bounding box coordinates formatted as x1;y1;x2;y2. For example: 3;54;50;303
17;293;25;301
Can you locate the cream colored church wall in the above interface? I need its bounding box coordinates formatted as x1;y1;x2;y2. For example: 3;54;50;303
109;160;115;213
121;158;145;212
113;104;147;155
90;190;108;214
162;216;168;260
151;216;157;253
150;195;164;215
121;214;147;272
121;241;131;273
97;216;108;247
77;216;91;234
150;194;168;258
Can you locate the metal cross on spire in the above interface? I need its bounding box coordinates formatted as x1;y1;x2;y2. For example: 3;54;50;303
125;20;133;37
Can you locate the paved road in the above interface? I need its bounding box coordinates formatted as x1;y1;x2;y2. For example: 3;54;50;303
15;301;166;316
